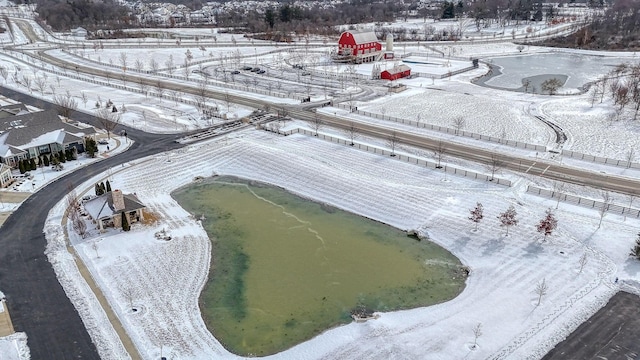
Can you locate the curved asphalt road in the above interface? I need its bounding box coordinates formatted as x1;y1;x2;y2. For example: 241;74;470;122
0;86;185;359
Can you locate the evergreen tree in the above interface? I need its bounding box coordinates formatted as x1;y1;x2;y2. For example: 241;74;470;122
95;183;101;196
100;182;106;194
106;180;112;192
18;159;26;174
121;211;130;231
29;158;36;171
85;137;97;158
59;150;66;163
43;154;50;167
631;232;640;260
38;156;43;167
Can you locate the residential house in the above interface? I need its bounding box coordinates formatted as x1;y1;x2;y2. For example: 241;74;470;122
0;108;96;168
84;190;146;230
0;163;12;188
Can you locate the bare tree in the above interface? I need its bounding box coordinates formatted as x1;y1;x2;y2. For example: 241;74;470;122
598;191;612;229
0;66;7;83
165;55;174;75
553;181;566;209
34;76;47;95
134;58;144;72
471;322;482;349
387;131;400;157
121;286;135;310
155;80;165;101
149;58;159;73
80;92;88;108
21;74;32;92
625;148;635;168
590;87;600;107
119;52;128;70
487;153;504;181
433;141;447;168
625;193;636;222
54;93;78;120
344;121;359;146
534;278;548;306
310;114;323;136
497;204;518;236
469;202;484;231
536;208;558;242
95;107;121;139
91;241;100;258
541;78;562;95
452;116;466;135
578;253;588;274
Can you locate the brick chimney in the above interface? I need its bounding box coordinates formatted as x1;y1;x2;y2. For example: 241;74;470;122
112;189;125;212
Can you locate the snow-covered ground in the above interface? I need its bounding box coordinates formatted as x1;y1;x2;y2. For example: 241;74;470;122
1;9;639;360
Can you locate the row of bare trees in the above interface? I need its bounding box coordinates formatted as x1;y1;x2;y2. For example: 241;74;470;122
590;63;640;120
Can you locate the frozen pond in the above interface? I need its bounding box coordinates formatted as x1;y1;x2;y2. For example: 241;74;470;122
483;52;630;93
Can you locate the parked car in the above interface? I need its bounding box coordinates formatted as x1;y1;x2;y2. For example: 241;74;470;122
257;69;266;74
302;71;311;76
98;139;109;145
231;70;240;74
241;66;253;71
251;67;261;72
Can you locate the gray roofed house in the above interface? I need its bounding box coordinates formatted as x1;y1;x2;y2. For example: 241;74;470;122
0;108;96;168
84;189;146;230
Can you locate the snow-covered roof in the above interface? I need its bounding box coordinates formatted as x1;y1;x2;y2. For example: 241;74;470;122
84;191;146;221
0;109;96;152
342;30;379;45
383;64;411;74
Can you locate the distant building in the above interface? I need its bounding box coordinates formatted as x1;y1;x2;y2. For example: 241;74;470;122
70;27;87;38
337;30;383;63
381;64;411;81
84;190;146;231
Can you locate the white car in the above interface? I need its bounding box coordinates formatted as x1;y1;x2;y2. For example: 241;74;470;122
98;139;109;145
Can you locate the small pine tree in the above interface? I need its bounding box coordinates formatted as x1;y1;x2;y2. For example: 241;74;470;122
59;150;66;163
630;232;640;260
29;158;36;171
497;205;518;236
100;182;106;194
18;159;26;174
121;211;130;231
469;202;484;231
106;180;112;192
536;208;558;241
95;183;101;196
38;156;43;167
85;137;97;158
43;154;50;167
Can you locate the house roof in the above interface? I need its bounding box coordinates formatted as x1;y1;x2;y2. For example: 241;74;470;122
0;163;11;174
84;191;146;221
0;103;29;119
383;64;411;74
342;30;379;45
0;109;96;149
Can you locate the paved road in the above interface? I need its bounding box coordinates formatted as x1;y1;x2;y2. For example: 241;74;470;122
542;291;640;359
0;85;185;359
294;109;640;196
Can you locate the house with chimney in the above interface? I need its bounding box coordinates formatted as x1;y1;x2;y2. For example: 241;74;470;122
84;189;146;230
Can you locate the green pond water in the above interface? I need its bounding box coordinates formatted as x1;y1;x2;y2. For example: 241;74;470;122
172;177;466;357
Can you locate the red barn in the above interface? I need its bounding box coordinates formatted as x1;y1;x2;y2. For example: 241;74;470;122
381;64;411;81
338;30;382;63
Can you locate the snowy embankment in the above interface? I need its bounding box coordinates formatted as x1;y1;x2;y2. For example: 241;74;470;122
0;332;30;360
47;129;640;359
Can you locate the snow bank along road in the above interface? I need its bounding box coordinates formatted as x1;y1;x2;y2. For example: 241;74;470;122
0;86;186;359
300;109;640;196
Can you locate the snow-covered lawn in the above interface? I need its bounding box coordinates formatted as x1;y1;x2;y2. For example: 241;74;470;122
43;128;640;360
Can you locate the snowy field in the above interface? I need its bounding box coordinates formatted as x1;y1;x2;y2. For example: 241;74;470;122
0;7;639;360
45;129;640;359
